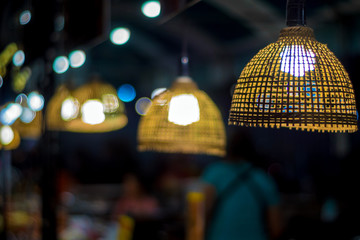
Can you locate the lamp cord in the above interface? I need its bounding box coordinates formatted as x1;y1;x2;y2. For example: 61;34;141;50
286;0;306;27
181;35;189;76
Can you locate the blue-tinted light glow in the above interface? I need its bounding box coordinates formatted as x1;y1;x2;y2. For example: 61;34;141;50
110;28;130;45
141;1;161;18
69;50;86;68
135;97;152;115
19;10;31;25
28;92;44;111
20;107;36;123
15;93;27;104
13;50;25;67
53;56;69;74
0;76;3;88
117;84;136;102
0;103;23;125
280;45;316;77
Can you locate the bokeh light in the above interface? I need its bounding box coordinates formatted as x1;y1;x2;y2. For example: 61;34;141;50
135;97;152;115
69;50;86;68
53;56;69;74
20;107;36;123
110;28;130;45
81;100;105;125
15;93;27;104
0;126;14;145
141;1;161;18
168;94;200;126
0;76;3;88
19;10;31;25
61;97;80;121
13;50;25;67
28;92;44;111
0;103;23;125
117;84;136;102
151;88;167;99
102;94;120;113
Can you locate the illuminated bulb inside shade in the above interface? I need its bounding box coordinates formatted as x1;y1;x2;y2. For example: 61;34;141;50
81;100;105;125
0;126;14;145
280;45;315;77
168;94;200;126
61;97;79;121
28;92;45;111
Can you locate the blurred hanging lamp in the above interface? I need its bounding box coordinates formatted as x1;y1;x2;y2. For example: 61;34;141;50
137;50;226;156
0;125;21;150
229;0;357;133
63;77;127;133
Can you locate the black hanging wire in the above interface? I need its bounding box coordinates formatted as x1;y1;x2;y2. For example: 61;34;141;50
286;0;306;27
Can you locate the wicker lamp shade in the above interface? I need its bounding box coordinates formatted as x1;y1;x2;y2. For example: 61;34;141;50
46;80;127;133
138;76;226;157
229;26;357;133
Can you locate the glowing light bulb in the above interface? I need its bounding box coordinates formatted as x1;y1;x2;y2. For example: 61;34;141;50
28;92;44;111
117;84;136;102
81;100;105;125
151;88;166;99
69;50;86;68
61;97;79;121
15;93;27;104
280;45;316;77
20;107;36;123
13;50;25;67
141;1;161;18
0;103;23;125
110;28;130;45
168;94;200;126
135;97;152;115
19;10;31;25
53;56;69;74
0;126;14;145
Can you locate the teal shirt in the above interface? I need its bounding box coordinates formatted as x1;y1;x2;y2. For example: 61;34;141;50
201;161;279;240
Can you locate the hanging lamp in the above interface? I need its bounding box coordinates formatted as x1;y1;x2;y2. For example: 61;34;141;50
229;0;357;133
46;78;127;133
137;53;226;156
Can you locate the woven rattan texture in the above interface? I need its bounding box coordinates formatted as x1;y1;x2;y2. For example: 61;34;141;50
229;26;358;133
138;77;226;157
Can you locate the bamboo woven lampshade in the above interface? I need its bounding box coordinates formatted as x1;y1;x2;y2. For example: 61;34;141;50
229;4;357;133
138;76;226;157
46;80;127;133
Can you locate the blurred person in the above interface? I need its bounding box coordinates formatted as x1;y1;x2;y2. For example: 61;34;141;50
201;129;282;240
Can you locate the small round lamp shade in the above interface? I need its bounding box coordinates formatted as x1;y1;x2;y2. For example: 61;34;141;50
138;76;226;157
229;26;358;133
65;80;127;133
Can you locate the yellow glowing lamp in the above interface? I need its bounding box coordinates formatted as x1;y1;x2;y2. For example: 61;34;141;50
0;125;21;150
138;76;226;157
229;0;357;133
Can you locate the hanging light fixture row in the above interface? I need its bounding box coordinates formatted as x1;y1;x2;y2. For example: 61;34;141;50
228;0;357;133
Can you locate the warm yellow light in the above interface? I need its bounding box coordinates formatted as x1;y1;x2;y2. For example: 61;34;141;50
168;94;200;126
0;125;14;145
61;97;79;121
102;94;119;113
81;100;105;125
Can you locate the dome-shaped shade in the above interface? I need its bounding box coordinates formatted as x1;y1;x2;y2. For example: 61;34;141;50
229;26;357;133
138;76;226;156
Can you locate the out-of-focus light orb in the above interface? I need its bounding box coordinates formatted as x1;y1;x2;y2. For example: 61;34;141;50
61;97;79;121
117;84;136;102
0;103;23;125
151;88;167;99
53;56;69;74
0;76;3;88
20;107;36;123
168;94;200;126
280;45;316;77
69;50;86;68
19;10;31;25
141;1;161;18
15;93;27;104
102;94;120;113
28;92;44;111
110;28;130;45
0;126;14;145
55;15;65;32
81;100;105;125
13;50;25;67
135;97;152;115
